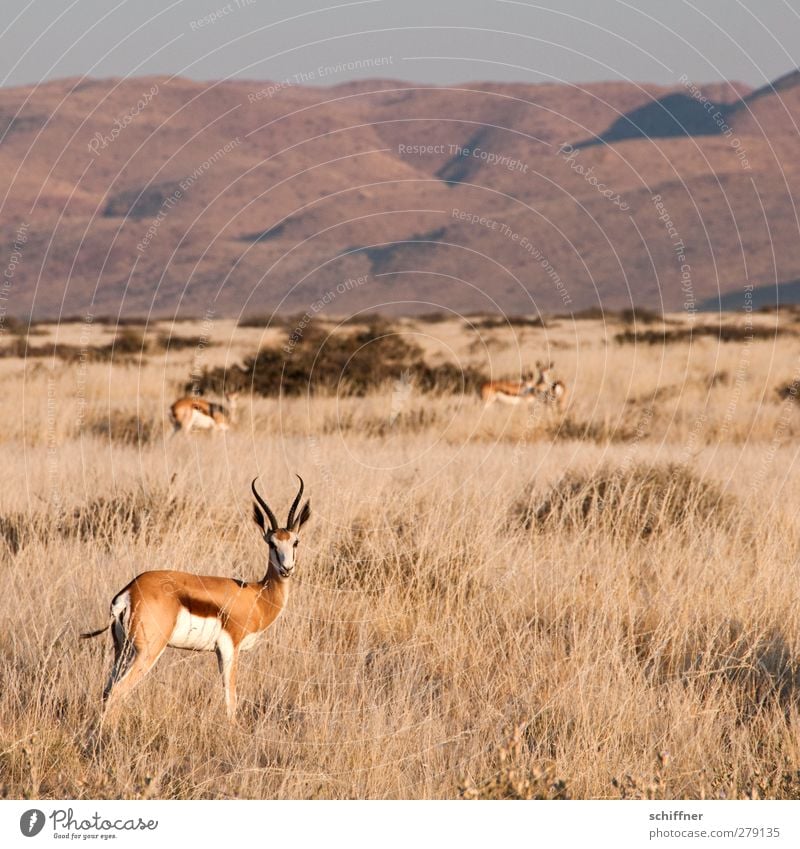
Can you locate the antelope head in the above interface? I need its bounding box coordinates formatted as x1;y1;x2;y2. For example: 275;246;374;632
535;360;555;385
251;475;312;579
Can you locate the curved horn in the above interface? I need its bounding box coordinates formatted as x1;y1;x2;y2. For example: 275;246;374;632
251;477;278;531
287;474;304;529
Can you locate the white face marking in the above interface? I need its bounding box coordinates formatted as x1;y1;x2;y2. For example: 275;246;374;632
169;608;223;651
269;531;299;577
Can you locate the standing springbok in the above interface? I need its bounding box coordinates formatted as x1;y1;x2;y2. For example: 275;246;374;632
169;391;239;434
81;476;311;720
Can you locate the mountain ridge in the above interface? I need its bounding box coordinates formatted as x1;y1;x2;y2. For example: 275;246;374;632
0;71;798;319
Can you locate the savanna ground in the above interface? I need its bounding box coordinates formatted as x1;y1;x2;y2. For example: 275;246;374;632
3;308;800;799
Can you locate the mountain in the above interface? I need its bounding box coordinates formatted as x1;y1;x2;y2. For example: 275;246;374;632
1;72;798;319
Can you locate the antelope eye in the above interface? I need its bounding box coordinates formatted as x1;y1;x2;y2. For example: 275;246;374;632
293;540;299;548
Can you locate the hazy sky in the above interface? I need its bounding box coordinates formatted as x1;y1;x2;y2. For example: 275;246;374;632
2;0;798;89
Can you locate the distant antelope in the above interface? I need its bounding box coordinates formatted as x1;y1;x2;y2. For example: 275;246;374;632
81;476;311;720
534;361;568;410
480;373;538;406
169;391;239;434
533;361;554;394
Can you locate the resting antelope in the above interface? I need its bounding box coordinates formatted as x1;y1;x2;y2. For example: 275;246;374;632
480;373;538;406
169;391;239;434
81;476;311;720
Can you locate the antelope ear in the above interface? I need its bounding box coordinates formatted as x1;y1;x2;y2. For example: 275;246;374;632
252;502;265;531
295;500;312;530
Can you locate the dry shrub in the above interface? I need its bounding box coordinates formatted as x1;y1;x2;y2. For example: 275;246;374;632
615;324;791;345
0;323;150;359
0;316;28;335
619;306;664;325
63;328;149;362
0;512;39;554
520;463;737;539
0;337;42;358
61;483;198;547
195;321;486;397
7;328;152;363
468;314;547;329
635;618;800;715
0;482;195;553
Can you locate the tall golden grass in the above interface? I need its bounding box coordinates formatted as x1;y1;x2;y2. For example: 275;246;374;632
2;313;800;799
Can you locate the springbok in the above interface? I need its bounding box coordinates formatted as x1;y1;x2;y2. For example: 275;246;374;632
169;391;239;434
81;476;311;720
480;373;538;407
534;361;568;410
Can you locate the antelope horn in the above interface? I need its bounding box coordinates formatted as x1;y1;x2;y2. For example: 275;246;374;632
251;477;278;532
287;475;304;529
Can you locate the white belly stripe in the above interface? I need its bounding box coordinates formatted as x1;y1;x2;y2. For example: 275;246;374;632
496;393;526;405
169;608;223;651
189;409;216;430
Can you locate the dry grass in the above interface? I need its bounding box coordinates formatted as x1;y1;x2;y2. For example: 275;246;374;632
2;313;800;799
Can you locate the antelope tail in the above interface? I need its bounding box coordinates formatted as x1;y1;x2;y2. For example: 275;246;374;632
80;620;111;639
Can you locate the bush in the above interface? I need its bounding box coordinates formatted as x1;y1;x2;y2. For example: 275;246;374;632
0;480;192;552
468;314;547;329
619;306;663;325
518;463;737;539
615;324;792;345
193;320;487;397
